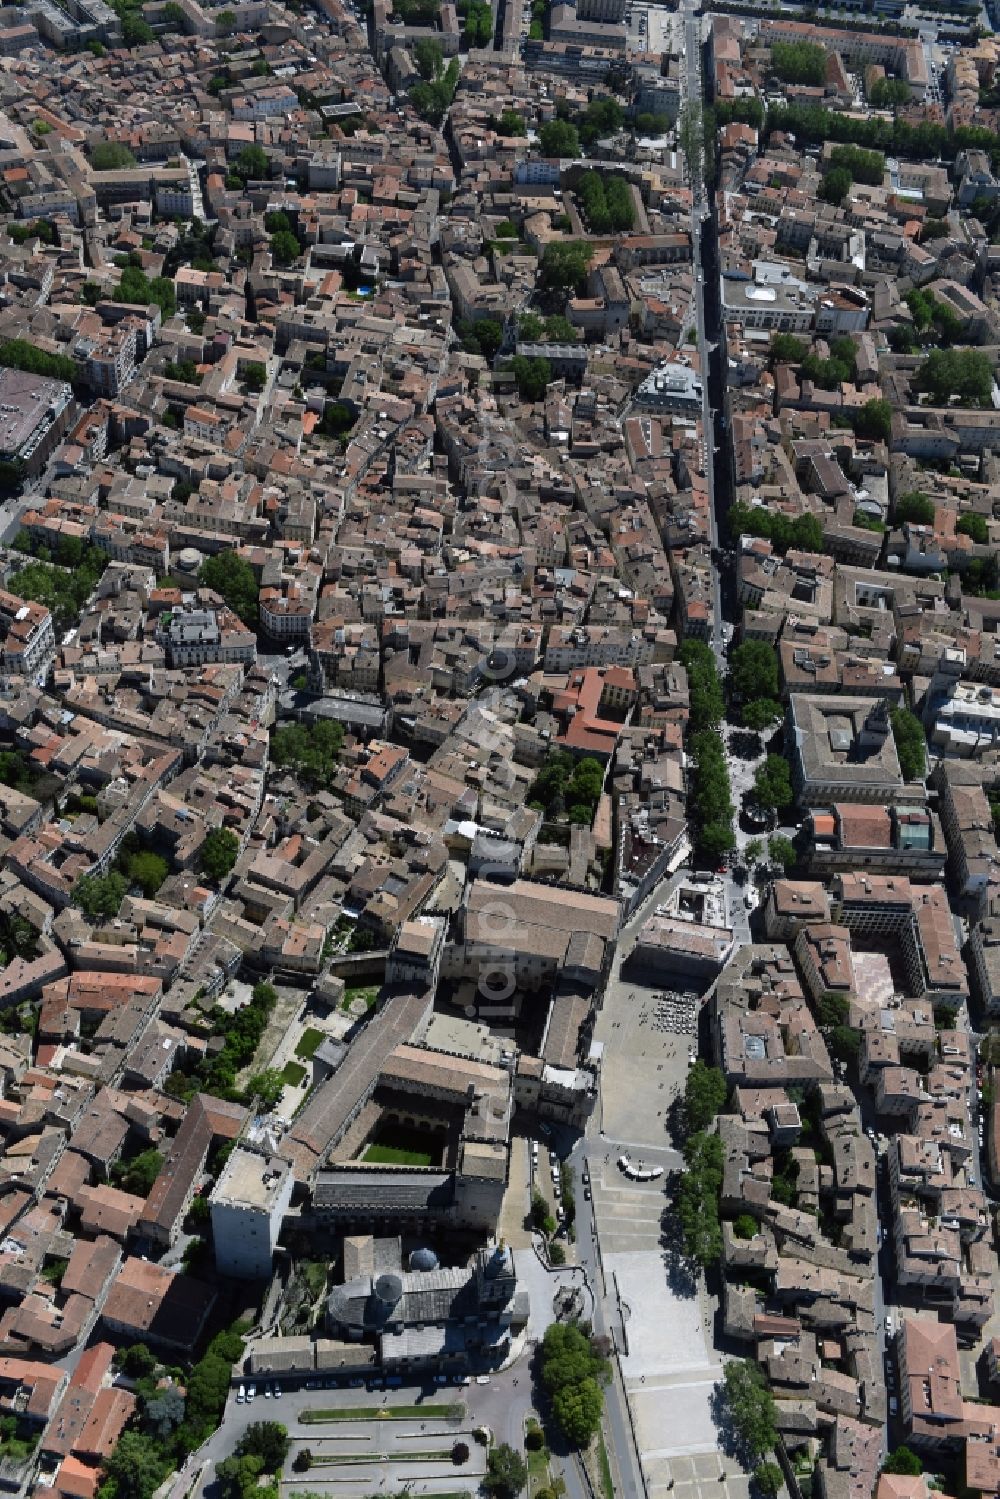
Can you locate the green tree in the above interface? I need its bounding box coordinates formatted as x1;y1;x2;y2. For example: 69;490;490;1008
743;699;782;731
318;401;356;439
215;1454;264;1499
120;1344;156;1377
101;1431;172;1499
200;827;239;881
414;36;443;77
895;491;935;525
818;992;850;1027
539;119;580;157
733;1214;758;1240
270;230;299;266
539;241;593;294
72;872;127;919
185;1354;234;1429
728;502;823;555
199;549;258;623
270;720;345;789
464;0;492;44
0;339;77;383
680;640;725;731
244;1069;285;1109
678;1129;724;1267
685;1060;727;1133
541;1323;610;1446
542;314;577;341
820;166;852;204
890;707;926;782
236;1423;289;1471
722;1360;777;1462
870;76;910;107
754;755;793;811
530;1189;553;1233
236;144;270;180
468;317;503;361
91;140;137;170
121;12;154;44
552;1378;604;1446
731;640;779;702
566;757;604;818
677;100;704;186
143;1386;186;1440
216;8;237;30
754;1462;784;1496
578;95;624;147
113;1148;163;1196
853;398;892;442
687;728;734;859
882;1449;922;1478
768;835;796;871
770;333;805;364
914;348;993;408
127;850;168;899
958;513;989;544
829;144;884;184
511;355;551;401
770;39;826;84
497;109;526;135
410;57;459;124
484;1443;528;1498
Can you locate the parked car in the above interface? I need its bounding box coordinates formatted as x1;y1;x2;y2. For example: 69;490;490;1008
236;1386;245;1404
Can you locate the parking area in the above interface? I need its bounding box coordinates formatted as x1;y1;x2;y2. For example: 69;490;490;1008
206;1380;516;1499
282;1407;485;1497
625;2;676;54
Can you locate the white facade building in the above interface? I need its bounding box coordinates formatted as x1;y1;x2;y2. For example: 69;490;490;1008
210;1148;293;1280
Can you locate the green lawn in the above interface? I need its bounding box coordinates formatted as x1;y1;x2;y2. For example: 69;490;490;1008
282;1060;306;1086
295;1027;324;1060
597;1431;614;1499
299;1261;328;1298
300;1404;464;1423
314;1450;454;1465
526;1419;550;1497
362;1143;434;1166
341;984;379;1013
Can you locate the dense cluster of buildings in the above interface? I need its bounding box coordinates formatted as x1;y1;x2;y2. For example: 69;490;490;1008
0;0;998;1493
